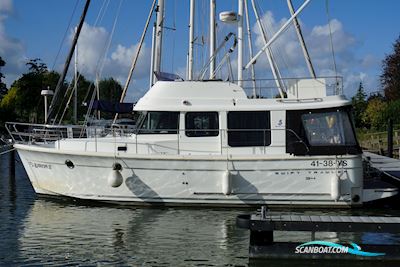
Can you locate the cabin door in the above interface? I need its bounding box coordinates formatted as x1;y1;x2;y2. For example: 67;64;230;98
178;112;222;155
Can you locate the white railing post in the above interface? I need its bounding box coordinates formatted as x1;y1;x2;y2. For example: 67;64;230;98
177;129;180;155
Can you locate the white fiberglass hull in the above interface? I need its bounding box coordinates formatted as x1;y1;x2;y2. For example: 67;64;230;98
14;143;396;208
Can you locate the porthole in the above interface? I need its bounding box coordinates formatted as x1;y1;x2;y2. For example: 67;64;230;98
65;159;74;169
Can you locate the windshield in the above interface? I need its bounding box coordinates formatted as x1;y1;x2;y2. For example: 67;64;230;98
302;111;356;146
286;107;361;156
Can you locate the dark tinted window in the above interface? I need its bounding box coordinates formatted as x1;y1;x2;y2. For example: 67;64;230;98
286;107;361;155
227;111;271;147
138;111;179;134
302;111;356;146
185;112;219;137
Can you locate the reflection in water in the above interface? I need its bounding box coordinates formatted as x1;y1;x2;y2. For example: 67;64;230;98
19;200;249;266
1;154;400;266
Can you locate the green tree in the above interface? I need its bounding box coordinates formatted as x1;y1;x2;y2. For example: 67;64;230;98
99;77;122;103
0;56;7;100
362;97;387;130
351;82;367;128
382;100;400;127
0;59;62;123
382;35;400;101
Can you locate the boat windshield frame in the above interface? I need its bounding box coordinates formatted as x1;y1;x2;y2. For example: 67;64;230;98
286;106;361;156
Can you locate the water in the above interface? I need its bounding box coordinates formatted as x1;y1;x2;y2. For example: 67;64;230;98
1;154;400;266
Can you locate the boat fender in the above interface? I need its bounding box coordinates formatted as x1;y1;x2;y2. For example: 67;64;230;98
222;170;231;195
330;174;340;201
108;163;123;188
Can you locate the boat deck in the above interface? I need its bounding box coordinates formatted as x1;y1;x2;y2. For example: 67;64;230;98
364;151;400;182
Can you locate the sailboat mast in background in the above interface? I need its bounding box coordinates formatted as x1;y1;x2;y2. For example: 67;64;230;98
153;0;165;83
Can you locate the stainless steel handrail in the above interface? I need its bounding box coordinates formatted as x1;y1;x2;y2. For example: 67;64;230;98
6;121;308;156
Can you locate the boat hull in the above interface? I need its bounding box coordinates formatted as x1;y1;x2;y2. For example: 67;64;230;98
15;143;384;208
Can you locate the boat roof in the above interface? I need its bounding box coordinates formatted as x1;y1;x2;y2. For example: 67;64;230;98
133;81;350;112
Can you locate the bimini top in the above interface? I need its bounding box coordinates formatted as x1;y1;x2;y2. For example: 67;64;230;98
133;80;350;112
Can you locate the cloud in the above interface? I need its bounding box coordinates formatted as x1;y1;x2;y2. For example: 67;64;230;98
74;23;110;76
0;0;13;14
69;22;151;100
109;42;151;79
249;11;375;96
0;0;27;86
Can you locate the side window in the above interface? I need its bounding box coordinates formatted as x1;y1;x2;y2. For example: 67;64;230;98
138;111;179;134
227;111;271;147
302;111;356;146
286;108;361;156
185;112;219;137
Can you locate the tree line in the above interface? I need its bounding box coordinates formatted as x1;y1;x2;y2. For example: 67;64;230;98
0;57;123;129
351;35;400;130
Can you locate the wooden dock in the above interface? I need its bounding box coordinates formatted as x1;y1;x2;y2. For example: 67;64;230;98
237;207;400;260
364;151;400;183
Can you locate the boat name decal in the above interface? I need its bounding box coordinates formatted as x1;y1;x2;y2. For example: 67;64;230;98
28;161;52;170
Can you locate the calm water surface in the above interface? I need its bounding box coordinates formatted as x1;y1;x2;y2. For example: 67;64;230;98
1;154;400;266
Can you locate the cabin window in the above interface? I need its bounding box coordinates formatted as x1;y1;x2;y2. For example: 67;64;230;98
302;111;357;146
227;111;271;147
137;111;179;134
286;107;361;155
185;112;219;137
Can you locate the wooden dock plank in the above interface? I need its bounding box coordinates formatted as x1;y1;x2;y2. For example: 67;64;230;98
250;214;400;233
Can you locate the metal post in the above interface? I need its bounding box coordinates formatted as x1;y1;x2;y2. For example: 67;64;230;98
154;0;165;82
209;0;216;79
114;0;157;123
388;119;393;158
237;0;244;87
96;74;100;120
250;0;285;98
74;26;78;124
44;96;48;124
48;0;91;123
287;0;316;79
246;0;312;69
244;0;257;97
150;22;156;88
188;0;195;80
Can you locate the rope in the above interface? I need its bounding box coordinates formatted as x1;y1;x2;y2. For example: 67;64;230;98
57;0;123;124
256;0;291;75
113;0;157;123
94;0;110;26
51;0;80;70
325;0;339;85
0;147;15;156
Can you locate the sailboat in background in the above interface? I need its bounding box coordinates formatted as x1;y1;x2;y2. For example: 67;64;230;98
6;0;398;207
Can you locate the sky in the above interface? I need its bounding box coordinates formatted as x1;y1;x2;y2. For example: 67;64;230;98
1;0;400;101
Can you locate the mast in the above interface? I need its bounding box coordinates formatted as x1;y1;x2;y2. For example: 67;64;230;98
246;0;312;68
237;0;244;87
96;74;100;120
153;0;165;82
47;0;91;124
287;0;316;78
149;22;156;88
114;0;157;122
209;0;216;79
251;0;285;98
74;27;78;124
188;0;195;80
244;0;257;97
